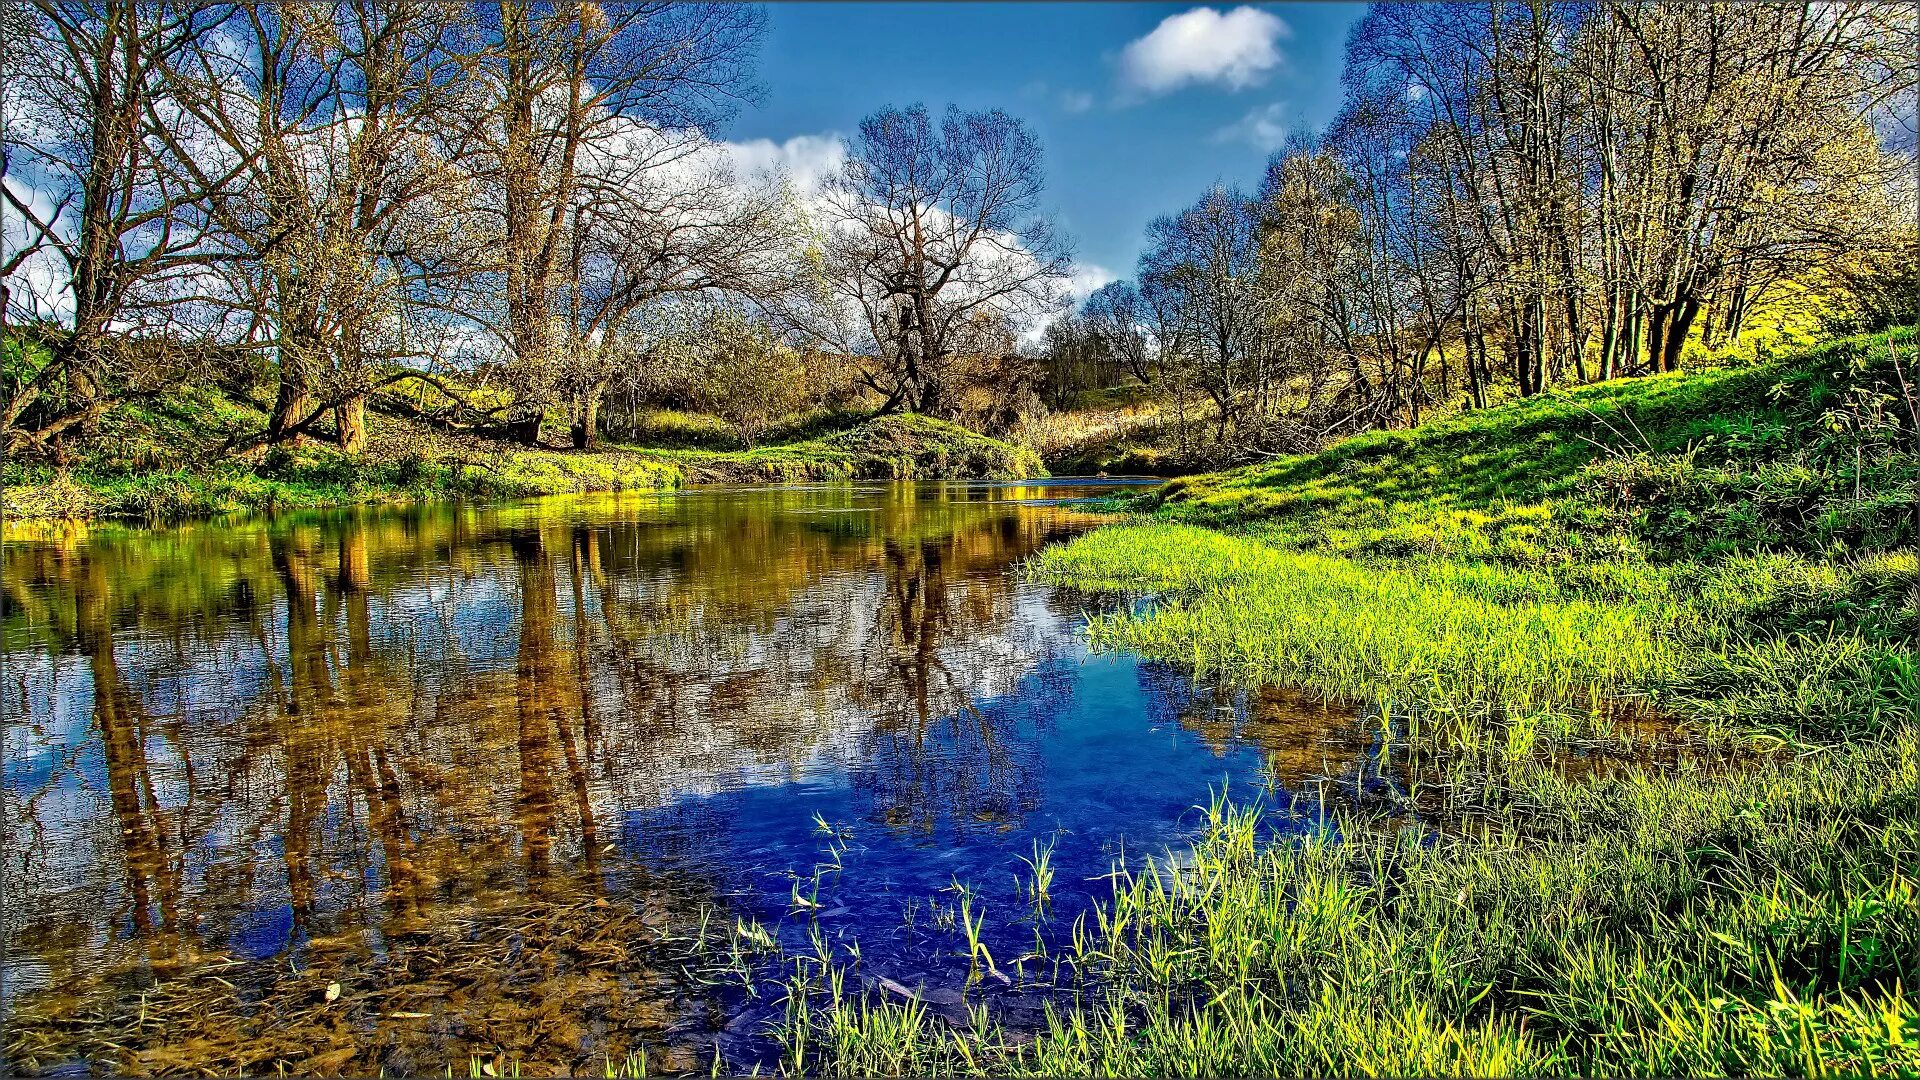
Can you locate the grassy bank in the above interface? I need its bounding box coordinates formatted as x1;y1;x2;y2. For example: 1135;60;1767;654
2;411;1044;521
766;330;1920;1075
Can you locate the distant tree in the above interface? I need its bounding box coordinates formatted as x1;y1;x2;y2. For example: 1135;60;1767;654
1139;186;1268;439
554;138;805;448
812;103;1072;415
1037;313;1105;407
684;307;810;447
1082;280;1155;386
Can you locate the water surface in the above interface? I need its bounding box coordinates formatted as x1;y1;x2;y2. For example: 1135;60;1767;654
1;482;1385;1074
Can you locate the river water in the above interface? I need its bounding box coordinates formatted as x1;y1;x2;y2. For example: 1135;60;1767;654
1;482;1388;1074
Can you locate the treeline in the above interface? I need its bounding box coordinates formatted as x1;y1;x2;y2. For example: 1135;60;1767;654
3;2;1067;458
1045;1;1917;452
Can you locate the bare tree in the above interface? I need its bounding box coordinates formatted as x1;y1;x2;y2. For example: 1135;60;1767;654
812;103;1072;415
1139;185;1268;441
1;0;236;454
1082;280;1155;386
463;0;765;446
161;0;478;452
553;134;806;448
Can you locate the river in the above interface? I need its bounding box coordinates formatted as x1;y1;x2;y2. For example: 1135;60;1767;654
1;482;1389;1075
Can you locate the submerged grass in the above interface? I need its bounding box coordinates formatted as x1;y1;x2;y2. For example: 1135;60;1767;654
752;330;1920;1077
778;756;1918;1076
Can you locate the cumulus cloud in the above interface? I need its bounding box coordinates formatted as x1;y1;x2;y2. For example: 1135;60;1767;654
717;132;849;201
1211;102;1290;152
1118;6;1291;97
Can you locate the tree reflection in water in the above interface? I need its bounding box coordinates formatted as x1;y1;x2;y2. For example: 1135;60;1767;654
1;482;1379;1074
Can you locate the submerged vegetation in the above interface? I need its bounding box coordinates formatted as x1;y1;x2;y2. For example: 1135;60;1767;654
761;330;1920;1076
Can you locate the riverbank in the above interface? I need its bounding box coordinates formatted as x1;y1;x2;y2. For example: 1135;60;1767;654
771;330;1920;1075
1;412;1044;521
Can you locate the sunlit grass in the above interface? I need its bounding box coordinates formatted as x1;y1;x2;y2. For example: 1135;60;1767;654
3;412;1044;520
754;330;1920;1077
1031;525;1672;743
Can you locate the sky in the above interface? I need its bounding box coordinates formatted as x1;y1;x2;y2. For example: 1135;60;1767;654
721;3;1369;299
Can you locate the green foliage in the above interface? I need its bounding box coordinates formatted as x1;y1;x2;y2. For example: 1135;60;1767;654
619;408;747;450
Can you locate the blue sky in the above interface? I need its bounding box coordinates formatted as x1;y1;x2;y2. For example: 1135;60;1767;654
723;3;1369;293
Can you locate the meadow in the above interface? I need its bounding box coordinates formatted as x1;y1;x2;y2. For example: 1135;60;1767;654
760;329;1920;1076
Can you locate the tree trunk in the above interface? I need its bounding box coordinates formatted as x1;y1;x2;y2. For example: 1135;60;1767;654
1662;296;1700;374
1623;293;1642;375
1646;304;1670;375
268;376;314;444
569;390;600;450
506;410;543;447
335;395;367;454
1466;324;1486;411
1598;290;1619;381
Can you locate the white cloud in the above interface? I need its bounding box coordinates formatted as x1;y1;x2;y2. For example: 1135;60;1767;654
1059;90;1095;114
718;133;849;201
1118;6;1291;97
1067;262;1117;303
1211;102;1290;152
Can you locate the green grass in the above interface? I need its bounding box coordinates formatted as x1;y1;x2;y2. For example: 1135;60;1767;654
1;439;688;520
747;329;1920;1077
652;413;1044;484
1137;328;1917;561
776;761;1918;1076
2;409;1044;521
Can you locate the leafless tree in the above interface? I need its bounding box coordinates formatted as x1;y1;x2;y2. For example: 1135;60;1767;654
1082;280;1155;386
1;0;238;454
161;0;479;452
810;103;1072;415
461;0;765;446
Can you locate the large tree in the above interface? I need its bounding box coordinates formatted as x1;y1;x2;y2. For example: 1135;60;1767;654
163;0;476;452
1;0;236;453
466;0;765;446
812;103;1071;415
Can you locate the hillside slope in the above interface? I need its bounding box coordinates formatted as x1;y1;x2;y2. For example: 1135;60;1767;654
1141;330;1917;561
1034;329;1917;741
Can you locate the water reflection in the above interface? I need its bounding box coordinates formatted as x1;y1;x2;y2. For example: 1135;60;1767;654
2;482;1385;1074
